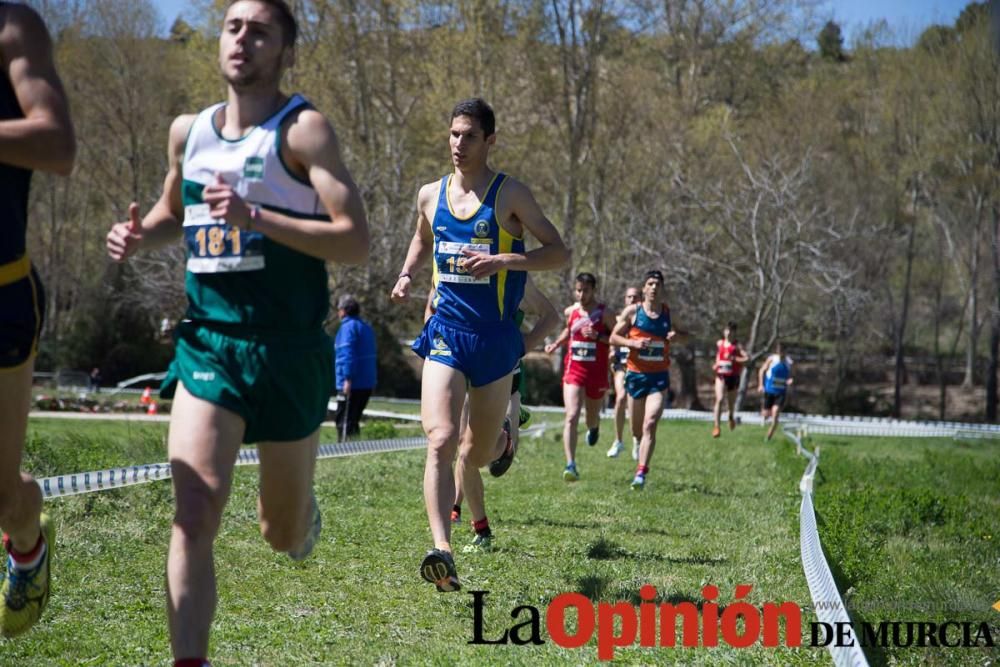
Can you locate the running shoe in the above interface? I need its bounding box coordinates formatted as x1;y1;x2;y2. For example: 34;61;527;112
712;426;721;438
450;507;462;524
518;406;531;428
563;462;579;482
287;493;322;561
729;417;737;431
1;514;54;638
631;437;639;461
461;533;493;554
606;440;625;458
420;549;461;592
586;427;600;446
630;473;646;491
488;418;514;478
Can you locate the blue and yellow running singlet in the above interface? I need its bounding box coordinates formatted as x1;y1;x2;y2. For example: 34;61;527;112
430;173;526;326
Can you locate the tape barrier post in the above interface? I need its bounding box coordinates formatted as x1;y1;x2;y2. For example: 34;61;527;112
784;427;870;667
36;437;427;500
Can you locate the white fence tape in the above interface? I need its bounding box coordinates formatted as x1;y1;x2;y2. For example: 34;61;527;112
785;427;870;667
36;437;426;500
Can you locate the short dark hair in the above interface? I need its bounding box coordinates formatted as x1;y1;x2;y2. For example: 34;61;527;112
228;0;297;47
451;98;496;137
575;272;597;288
727;321;738;331
337;295;360;317
644;270;664;284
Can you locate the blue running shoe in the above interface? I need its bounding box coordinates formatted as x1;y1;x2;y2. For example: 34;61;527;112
287;493;321;561
563;463;579;482
461;533;493;554
630;473;646;491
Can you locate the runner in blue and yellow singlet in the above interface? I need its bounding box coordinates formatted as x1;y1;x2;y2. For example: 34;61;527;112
609;270;679;491
391;98;569;592
105;2;369;663
0;2;75;638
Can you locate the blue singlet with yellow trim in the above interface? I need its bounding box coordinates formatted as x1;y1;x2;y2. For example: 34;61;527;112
430;172;526;326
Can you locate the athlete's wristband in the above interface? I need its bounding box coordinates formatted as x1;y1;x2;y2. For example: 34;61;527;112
398;272;412;280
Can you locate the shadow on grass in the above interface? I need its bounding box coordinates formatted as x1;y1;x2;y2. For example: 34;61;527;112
660;480;729;497
585;537;727;565
514;515;690;538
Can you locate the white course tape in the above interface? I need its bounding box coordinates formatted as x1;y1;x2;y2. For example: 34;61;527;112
36;437;426;500
785;427;869;667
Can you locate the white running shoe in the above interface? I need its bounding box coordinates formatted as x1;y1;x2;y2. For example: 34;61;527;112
606;440;625;458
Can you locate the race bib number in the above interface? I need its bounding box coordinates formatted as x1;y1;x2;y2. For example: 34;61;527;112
436;241;490;285
570;340;597;362
183;204;264;273
769;376;787;389
637;341;665;362
717;360;733;374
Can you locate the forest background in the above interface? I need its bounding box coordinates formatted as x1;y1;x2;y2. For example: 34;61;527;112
21;0;1000;422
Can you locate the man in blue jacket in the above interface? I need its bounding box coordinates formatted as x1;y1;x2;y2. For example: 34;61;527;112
334;295;377;439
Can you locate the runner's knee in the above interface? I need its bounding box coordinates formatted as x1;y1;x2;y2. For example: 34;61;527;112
172;483;226;540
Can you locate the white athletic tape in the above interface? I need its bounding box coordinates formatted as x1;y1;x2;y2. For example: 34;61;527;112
36;437;426;500
785;428;870;667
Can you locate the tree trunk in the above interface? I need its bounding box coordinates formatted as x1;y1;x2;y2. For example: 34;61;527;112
933;239;947;420
987;204;1000;421
674;344;704;411
963;197;983;387
893;215;917;419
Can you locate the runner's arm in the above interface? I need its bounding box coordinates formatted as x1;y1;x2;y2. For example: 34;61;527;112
757;358;772;391
391;183;436;302
461;179;570;278
520;278;560;351
503;180;569;271
107;115;191;261
224;109;368;263
423;286;437;323
0;4;74;174
609;306;640;348
736;345;750;364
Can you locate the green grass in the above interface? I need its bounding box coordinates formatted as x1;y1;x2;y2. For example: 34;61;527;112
3;414;998;665
808;433;1000;666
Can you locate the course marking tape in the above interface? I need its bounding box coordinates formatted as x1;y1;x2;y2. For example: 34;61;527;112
785;427;870;667
36;437;427;500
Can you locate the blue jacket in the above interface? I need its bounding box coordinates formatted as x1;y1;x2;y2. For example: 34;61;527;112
334;316;377;391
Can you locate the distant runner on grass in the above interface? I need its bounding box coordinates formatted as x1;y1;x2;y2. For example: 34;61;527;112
544;272;617;482
711;321;749;439
758;342;793;441
609;270;680;491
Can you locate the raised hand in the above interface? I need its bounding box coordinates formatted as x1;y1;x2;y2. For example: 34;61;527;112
202;172;250;229
106;202;144;262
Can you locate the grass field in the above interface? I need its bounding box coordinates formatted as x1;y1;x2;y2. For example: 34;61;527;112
3;411;999;665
